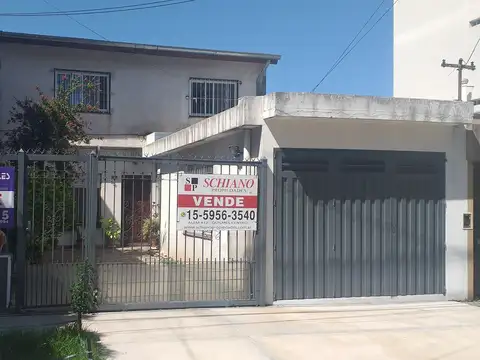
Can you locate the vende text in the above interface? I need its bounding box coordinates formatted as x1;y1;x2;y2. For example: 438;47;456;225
178;195;257;208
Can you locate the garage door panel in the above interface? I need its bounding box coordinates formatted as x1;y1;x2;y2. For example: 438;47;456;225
351;198;364;297
361;198;374;297
274;149;446;301
313;188;327;298
282;176;294;299
304;176;316;299
390;197;400;296
340;197;353;298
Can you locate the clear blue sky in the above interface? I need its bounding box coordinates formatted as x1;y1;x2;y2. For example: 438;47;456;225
1;0;393;96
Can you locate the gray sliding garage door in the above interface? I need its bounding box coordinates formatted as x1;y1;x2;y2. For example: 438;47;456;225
274;149;446;300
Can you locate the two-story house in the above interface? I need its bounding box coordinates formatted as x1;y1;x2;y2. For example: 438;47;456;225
0;31;280;263
0;31;280;152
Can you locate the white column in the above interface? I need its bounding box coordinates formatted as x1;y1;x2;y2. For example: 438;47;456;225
445;125;469;300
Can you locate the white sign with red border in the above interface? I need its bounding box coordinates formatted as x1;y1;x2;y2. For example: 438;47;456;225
177;174;258;231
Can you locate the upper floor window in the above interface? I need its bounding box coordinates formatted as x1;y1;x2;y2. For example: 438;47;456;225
55;69;110;113
189;78;239;117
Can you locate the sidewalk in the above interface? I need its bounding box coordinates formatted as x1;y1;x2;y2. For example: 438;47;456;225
86;301;480;360
3;302;480;359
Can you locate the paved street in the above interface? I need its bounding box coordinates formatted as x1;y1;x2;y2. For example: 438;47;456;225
83;301;480;360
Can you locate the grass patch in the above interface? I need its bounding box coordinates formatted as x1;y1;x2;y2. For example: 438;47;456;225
0;324;112;360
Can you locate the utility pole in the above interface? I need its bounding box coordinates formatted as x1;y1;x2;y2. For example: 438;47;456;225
441;58;476;101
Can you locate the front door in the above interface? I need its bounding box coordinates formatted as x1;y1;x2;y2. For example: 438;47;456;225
121;175;152;245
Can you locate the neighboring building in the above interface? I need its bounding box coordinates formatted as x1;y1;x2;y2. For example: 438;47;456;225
394;0;480;104
0;31;280;150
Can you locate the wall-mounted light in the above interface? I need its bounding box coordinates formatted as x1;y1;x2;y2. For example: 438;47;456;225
229;145;242;159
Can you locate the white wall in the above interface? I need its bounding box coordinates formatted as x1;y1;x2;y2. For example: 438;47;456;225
394;0;480;100
0;43;264;136
260;119;469;302
157;131;257;261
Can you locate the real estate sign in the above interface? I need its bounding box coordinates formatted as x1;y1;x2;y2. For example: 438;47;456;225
177;174;258;231
0;167;15;229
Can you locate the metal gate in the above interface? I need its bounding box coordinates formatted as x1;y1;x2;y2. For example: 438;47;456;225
0;150;267;311
274;149;446;301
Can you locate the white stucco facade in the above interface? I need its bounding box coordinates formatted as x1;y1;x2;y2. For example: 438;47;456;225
0;33;279;261
394;0;480;101
145;92;475;302
0;42;268;138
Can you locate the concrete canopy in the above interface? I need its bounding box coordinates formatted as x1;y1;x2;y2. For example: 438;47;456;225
143;92;474;156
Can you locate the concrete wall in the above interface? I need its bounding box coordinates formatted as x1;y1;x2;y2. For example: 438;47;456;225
0;43;264;136
156;131;258;262
260;119;469;302
394;0;480;100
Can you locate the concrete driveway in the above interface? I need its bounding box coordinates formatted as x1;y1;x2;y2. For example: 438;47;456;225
86;301;480;360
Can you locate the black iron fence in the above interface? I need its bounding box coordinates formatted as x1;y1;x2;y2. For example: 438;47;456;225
0;150;268;311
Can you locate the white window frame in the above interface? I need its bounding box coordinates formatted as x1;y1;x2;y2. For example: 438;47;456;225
54;69;111;113
189;78;239;117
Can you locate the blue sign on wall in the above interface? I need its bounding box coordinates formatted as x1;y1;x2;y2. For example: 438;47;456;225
0;167;15;229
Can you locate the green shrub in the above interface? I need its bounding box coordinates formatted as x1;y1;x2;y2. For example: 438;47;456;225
100;217;121;246
141;216;161;246
71;260;98;331
27;165;78;262
0;324;111;360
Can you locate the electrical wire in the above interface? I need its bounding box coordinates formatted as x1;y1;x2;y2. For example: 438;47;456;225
312;0;399;92
447;35;479;76
311;0;386;92
41;0;108;40
466;36;480;64
15;0;179;15
0;0;194;17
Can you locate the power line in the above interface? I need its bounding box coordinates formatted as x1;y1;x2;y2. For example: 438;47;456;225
312;0;399;92
41;0;108;40
311;0;386;92
35;0;178;15
448;36;480;76
466;36;480;64
0;0;194;17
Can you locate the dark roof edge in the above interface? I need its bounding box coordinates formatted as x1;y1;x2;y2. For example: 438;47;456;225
0;31;281;65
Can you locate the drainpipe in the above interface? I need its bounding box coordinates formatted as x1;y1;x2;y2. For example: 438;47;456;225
243;129;252;161
256;61;271;96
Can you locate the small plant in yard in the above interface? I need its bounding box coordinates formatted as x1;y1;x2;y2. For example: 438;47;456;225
71;260;98;331
142;215;161;247
100;217;121;247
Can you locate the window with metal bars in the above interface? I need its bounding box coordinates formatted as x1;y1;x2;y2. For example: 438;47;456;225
54;69;110;113
189;78;239;117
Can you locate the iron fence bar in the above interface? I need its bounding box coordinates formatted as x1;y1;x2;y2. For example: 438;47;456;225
257;158;268;306
15;150;28;311
98;155;263;166
86;151;99;263
0;155;18;161
27;155;90;162
97;299;258;312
